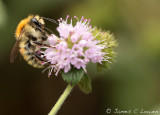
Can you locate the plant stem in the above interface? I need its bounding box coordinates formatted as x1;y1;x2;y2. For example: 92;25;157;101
48;84;74;115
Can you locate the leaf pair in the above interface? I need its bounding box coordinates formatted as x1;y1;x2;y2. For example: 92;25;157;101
61;68;92;94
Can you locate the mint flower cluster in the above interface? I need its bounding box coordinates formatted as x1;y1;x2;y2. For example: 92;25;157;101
43;16;113;76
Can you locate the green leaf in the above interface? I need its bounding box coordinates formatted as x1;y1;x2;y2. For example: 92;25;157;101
62;68;84;85
78;74;92;94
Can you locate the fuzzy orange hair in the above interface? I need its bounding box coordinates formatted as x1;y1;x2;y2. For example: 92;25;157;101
15;15;33;39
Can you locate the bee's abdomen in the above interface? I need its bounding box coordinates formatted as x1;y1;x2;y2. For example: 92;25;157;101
19;48;43;68
19;41;43;68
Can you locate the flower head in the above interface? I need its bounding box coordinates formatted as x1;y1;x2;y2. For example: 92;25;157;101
42;15;116;76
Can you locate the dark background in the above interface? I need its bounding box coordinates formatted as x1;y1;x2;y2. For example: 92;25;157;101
1;0;160;115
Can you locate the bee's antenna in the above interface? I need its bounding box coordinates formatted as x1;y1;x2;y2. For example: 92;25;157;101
42;17;58;25
44;26;54;34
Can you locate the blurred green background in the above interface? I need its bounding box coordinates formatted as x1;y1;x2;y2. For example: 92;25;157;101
1;0;160;115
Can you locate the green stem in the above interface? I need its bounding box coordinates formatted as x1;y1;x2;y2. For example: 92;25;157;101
48;84;74;115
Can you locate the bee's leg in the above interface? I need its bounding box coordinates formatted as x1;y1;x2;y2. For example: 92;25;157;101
36;27;49;36
33;41;43;46
44;26;54;34
34;52;44;61
41;36;47;41
33;41;50;47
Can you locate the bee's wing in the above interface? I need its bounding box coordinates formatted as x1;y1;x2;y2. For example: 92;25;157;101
10;40;20;63
10;29;24;63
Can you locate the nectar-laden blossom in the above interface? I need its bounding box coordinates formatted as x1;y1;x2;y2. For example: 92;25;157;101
42;15;111;76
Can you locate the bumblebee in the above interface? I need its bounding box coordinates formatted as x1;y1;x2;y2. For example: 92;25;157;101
10;15;50;68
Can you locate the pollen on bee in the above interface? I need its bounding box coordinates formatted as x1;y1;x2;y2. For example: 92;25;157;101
19;48;26;55
20;41;29;48
28;60;33;65
23;55;29;61
33;63;38;68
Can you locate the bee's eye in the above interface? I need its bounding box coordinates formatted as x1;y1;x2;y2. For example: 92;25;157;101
31;18;41;27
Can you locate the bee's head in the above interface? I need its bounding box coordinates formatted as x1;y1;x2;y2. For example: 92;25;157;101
30;15;45;27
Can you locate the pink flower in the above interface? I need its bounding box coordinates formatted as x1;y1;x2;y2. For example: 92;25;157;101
78;40;87;47
47;34;59;46
57;20;73;39
43;16;109;76
74;58;85;69
72;44;83;56
69;55;78;65
57;41;68;50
